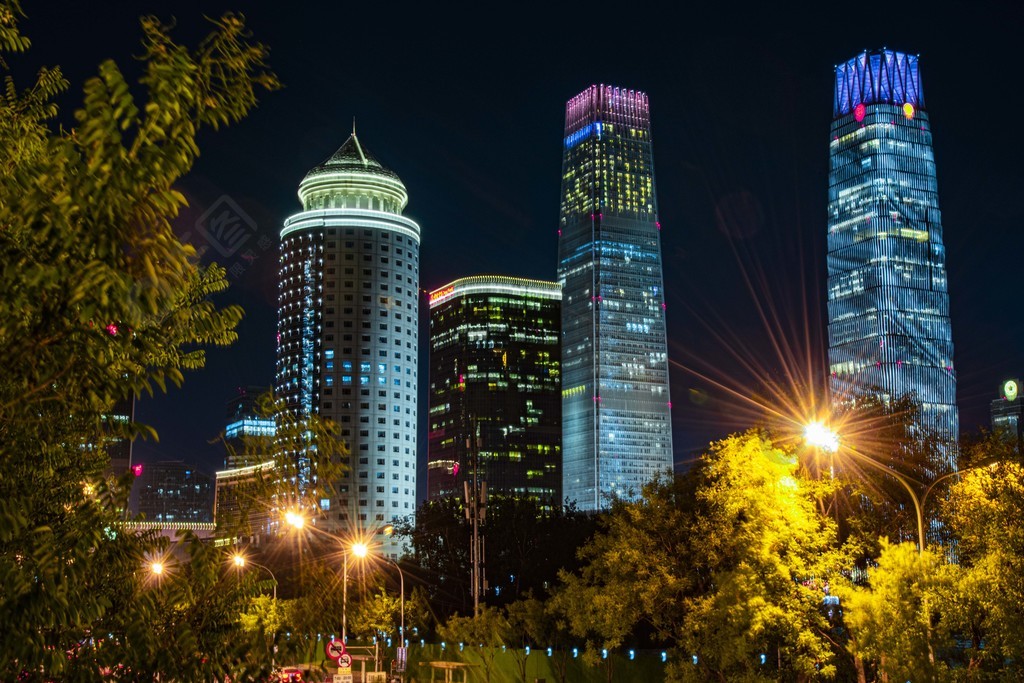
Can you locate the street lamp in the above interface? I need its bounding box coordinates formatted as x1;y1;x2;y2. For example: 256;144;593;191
150;561;164;576
232;553;278;601
803;423;927;552
804;423;1000;554
285;510;377;645
233;552;280;668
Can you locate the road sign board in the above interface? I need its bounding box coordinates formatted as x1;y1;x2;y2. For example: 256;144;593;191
326;638;346;661
332;675;352;683
337;653;353;669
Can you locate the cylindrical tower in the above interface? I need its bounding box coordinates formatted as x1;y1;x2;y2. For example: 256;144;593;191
277;132;420;556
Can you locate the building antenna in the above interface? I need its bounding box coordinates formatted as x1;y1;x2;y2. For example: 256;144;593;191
352;117;356;136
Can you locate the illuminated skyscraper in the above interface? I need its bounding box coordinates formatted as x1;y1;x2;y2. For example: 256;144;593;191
223;385;275;469
827;50;958;468
427;276;561;507
276;131;420;555
557;85;673;510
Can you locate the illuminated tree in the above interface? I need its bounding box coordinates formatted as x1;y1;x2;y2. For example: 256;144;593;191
942;460;1024;675
554;430;847;682
838;541;956;682
0;2;278;678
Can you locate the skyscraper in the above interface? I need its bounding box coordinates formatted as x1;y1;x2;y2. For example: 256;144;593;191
276;130;420;554
427;276;561;507
224;385;276;469
557;85;673;510
827;50;958;469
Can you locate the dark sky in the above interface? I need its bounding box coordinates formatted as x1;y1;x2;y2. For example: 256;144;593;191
18;2;1024;486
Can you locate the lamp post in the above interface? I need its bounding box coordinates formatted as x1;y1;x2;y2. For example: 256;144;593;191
285;511;386;645
233;553;279;668
804;421;926;552
804;422;999;554
233;553;278;601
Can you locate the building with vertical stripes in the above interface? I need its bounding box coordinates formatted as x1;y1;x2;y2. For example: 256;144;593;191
827;50;958;469
557;85;674;510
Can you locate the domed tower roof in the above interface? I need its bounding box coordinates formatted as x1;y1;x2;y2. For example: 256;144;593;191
297;131;408;213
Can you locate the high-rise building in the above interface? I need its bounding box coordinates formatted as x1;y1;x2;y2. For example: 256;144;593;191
276;130;420;555
214;458;276;541
557;85;674;510
104;395;134;476
134;460;214;524
991;378;1022;444
224;385;276;469
427;276;562;507
827;50;958;470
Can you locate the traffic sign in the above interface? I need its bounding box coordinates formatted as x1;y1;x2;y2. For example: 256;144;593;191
326;638;346;661
337;653;353;669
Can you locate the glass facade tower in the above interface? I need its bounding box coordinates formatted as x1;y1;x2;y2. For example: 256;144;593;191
827;50;958;469
557;85;673;510
427;276;561;507
276;132;420;556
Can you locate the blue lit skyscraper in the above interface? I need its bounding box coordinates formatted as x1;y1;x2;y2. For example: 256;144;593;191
557;85;673;510
827;50;958;469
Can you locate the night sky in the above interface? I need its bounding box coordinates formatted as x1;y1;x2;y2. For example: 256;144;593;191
18;2;1024;491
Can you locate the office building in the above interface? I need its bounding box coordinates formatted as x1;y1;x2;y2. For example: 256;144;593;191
991;378;1022;443
557;85;674;510
134;460;214;524
276;129;420;554
224;385;276;469
104;395;134;476
827;50;958;470
427;276;561;507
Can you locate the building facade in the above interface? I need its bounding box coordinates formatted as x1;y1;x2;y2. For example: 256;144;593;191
224;385;276;469
427;276;561;507
827;50;958;470
276;131;420;554
104;395;134;476
134;460;214;524
991;378;1022;443
557;85;674;510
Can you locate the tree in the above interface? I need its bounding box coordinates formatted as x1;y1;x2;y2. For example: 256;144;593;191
838;540;957;683
439;606;508;683
217;392;349;540
554;430;846;682
396;495;599;624
0;3;279;678
352;589;402;670
941;460;1024;675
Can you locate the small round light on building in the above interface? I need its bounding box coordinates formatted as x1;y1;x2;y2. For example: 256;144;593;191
903;102;915;119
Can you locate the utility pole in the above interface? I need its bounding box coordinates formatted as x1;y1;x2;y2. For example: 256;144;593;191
464;418;487;617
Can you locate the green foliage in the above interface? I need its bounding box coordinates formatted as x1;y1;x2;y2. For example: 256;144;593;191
839;541;957;682
554;430;846;682
439;606;509;683
0;3;278;679
942;460;1024;675
216;392;349;539
352;588;401;641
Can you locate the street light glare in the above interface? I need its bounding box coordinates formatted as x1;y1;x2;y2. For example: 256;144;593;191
805;422;839;453
150;562;164;575
233;554;246;567
351;542;368;558
285;511;305;529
